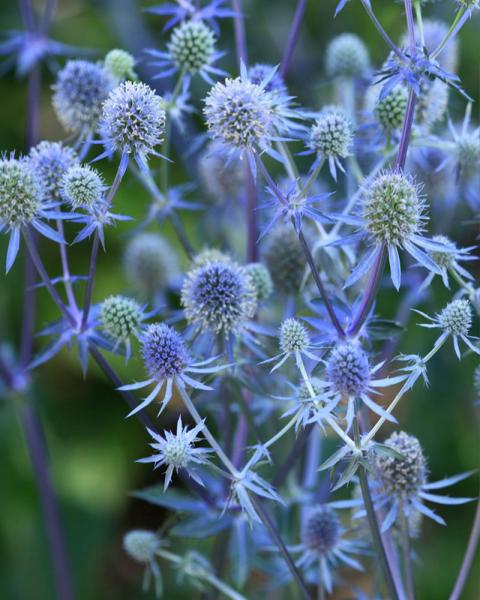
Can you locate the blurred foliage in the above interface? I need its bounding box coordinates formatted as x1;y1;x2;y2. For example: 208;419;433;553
0;0;479;599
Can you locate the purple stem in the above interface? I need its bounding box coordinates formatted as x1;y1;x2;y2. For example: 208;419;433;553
395;88;416;171
20;237;37;367
280;0;307;78
230;0;248;67
272;424;314;488
19;0;36;32
348;245;387;337
360;0;405;61
40;0;57;33
19;401;74;600
80;164;125;331
245;166;257;262
449;497;480;600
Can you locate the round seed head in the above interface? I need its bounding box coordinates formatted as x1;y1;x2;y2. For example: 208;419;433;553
124;233;178;298
325;33;369;78
0;157;43;228
303;506;341;555
181;259;257;335
203;77;273;150
62;164;104;209
438;299;472;337
101;81;166;159
141;323;189;379
415;79;449;131
167;20;216;74
123;530;159;563
374;86;408;131
429;235;457;270
105;49;136;79
363;171;424;246
374;431;427;495
52;60;115;135
263;226;305;295
455;133;480;169
192;248;232;268
245;262;273;302
309;106;353;158
100;295;143;342
327;342;370;396
279;318;310;353
28;141;78;201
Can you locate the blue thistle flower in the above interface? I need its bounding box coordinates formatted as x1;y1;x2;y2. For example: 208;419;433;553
138;416;212;490
61;164;105;210
28;141;78;202
123;529;164;597
104;48;136;80
0;156;65;272
145;20;226;86
248;63;288;97
145;0;236;33
325;33;370;79
119;323;227;417
340;170;448;291
52;60;115;140
181;258;257;338
99;81;167;174
100;295;145;359
263;225;305;295
244;262;273;302
368;431;474;530
419;235;477;289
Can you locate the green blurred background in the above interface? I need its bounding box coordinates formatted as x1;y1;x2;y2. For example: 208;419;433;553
0;0;479;598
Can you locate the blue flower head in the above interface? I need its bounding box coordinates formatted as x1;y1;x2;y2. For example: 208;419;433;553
100;81;166;173
142;323;189;380
52;60;115;139
327;342;370;397
0;156;65;272
28;141;78;202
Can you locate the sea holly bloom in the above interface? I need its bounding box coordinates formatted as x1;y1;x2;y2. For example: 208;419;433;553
0;156;66;272
325;33;370;78
99;295;148;360
123;530;165;597
52;60;115;142
368;431;474;531
290;505;363;593
416;299;480;359
61;164;106;210
28;141;78;202
324;342;405;430
420;235;476;289
104;48;136;80
99;81;167;174
138;417;212;490
262;318;320;374
119;323;227;417
340;171;447;291
145;20;226;86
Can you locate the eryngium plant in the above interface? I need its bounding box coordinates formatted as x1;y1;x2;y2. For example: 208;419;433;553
0;1;478;599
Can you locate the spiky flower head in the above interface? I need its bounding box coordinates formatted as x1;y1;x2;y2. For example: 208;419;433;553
124;233;178;298
374;86;408;131
105;49;136;79
455;133;480;169
309;106;353;159
100;295;143;343
203;76;273;150
192;248;232;267
28;141;78;202
374;431;427;495
428;235;457;270
141;323;189;379
0;157;43;228
245;262;273;302
415;80;449;131
248;63;288;96
123;530;160;563
401;19;458;72
279;318;310;353
363;171;425;246
263;226;305;295
438;299;473;337
303;506;341;555
101;81;166;162
181;258;257;336
325;33;369;78
62;164;104;209
167;20;216;74
52;60;115;136
327;342;370;396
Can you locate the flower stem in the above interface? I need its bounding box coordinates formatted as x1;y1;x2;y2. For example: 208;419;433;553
399;500;415;600
230;0;248;67
17;399;74;600
449;496;480;600
360;0;405;61
280;0;307;78
353;408;400;600
431;8;466;61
